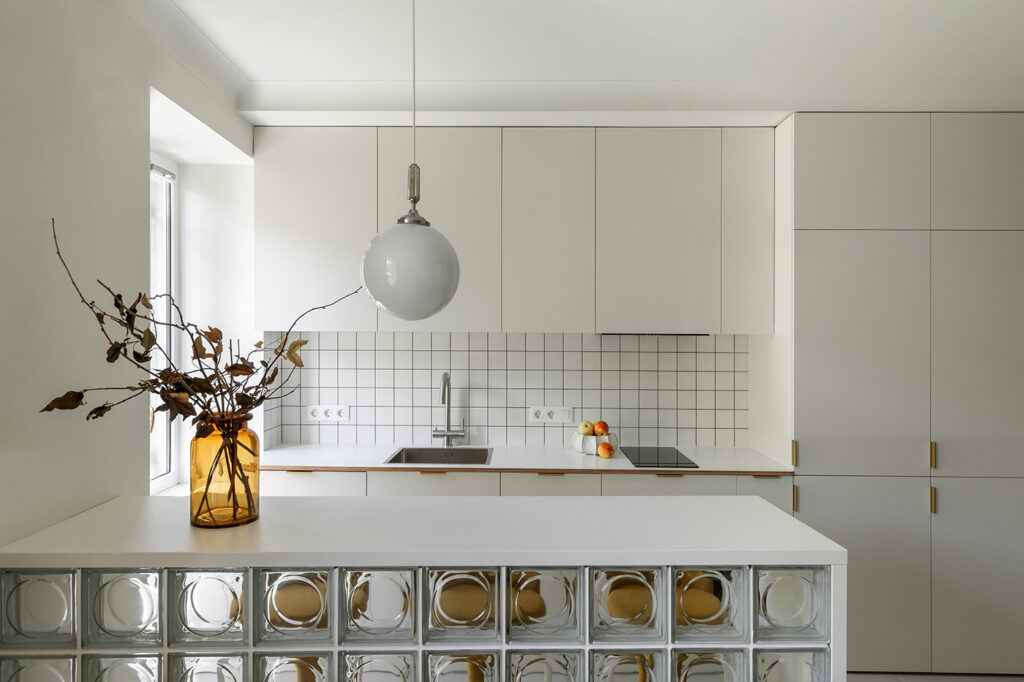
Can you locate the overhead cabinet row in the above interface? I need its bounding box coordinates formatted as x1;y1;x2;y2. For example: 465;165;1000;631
255;127;773;334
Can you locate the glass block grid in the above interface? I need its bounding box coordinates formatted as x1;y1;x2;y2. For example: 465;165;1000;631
343;569;417;643
0;569;75;649
169;569;246;646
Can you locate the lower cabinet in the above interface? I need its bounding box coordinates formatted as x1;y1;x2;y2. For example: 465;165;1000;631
261;471;366;496
737;475;793;513
499;473;601;496
600;474;738;496
365;471;501;496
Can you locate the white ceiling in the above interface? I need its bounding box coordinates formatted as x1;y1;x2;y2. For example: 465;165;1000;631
172;0;1024;125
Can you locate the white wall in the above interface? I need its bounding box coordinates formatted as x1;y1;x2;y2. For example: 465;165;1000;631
0;0;252;546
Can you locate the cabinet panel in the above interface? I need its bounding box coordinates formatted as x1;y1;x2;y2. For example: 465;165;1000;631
736;475;792;513
499;473;601;496
596;128;721;333
600;474;736;496
932;478;1024;673
722;127;774;335
365;471;500;496
377;128;501;332
794;230;930;476
932;113;1024;230
796;476;931;672
932;231;1024;477
502;128;595;332
261;471;366;496
793;113;930;230
254;127;378;331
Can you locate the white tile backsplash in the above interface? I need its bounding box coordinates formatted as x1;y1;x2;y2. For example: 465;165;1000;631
263;332;749;449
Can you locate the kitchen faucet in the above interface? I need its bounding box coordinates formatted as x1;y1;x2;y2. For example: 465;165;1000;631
432;371;466;446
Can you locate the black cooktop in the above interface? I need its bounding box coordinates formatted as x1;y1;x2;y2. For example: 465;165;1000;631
620;446;699;469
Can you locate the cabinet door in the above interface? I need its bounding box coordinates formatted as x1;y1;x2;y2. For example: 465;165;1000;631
794;230;930;476
932;113;1024;230
254;127;378;331
600;474;736;496
932;231;1024;477
722;127;774;335
596;128;721;334
377;128;501;332
502;128;595;332
736;475;792;513
932;478;1024;673
793;113;930;230
365;471;500;496
500;473;601;496
795;476;931;672
261;471;366;496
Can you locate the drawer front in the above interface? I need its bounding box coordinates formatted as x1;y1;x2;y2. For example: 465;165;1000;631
600;474;738;496
500;473;601;496
261;471;366;496
366;471;501;496
736;475;793;513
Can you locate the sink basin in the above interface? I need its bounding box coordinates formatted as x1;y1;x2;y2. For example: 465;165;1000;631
386;447;492;465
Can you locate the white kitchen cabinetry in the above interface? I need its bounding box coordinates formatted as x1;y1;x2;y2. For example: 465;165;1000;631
932;113;1024;230
501;128;595;332
794;230;931;476
595;128;721;334
377;127;501;332
931;478;1024;673
499;472;601;496
932;231;1024;477
261;471;366;496
254;127;379;331
793;113;930;230
365;471;500;496
600;474;737;496
736;475;792;513
796;476;932;672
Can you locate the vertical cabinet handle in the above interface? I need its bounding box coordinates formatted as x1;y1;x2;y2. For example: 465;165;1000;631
930;442;937;469
792;484;799;513
792;440;799;467
930;486;937;514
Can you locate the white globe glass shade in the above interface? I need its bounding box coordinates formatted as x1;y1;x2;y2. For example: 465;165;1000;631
361;222;460;321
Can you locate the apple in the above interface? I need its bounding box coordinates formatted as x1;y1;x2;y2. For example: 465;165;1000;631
593;421;609;436
577;421;595;436
597;442;615;458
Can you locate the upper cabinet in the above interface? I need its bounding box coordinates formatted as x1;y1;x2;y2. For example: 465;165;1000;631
254;127;379;331
595;128;722;334
932;113;1024;230
377;127;502;332
793;113;930;230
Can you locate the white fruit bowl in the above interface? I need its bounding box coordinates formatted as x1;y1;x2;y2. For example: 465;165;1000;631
571;432;618;455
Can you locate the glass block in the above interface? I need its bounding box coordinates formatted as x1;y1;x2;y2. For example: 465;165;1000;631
341;652;416;682
590;569;665;642
590;651;664;682
508;651;581;682
755;568;829;641
255;569;333;644
673;650;746;682
342;569;416;643
426;651;497;682
508;569;582;642
256;653;332;682
82;569;161;648
0;655;75;681
81;654;161;682
169;653;248;681
672;568;746;642
169;569;246;646
426;569;499;642
0;570;76;648
755;650;829;682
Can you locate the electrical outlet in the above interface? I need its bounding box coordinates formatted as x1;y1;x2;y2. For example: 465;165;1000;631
528;406;574;424
306;404;350;423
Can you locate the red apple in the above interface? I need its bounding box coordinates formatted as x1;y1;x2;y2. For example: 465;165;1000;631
597;442;615;458
593;421;609;436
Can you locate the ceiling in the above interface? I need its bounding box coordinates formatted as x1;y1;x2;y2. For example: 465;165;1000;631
172;0;1024;125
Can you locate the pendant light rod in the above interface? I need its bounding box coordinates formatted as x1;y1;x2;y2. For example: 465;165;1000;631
411;0;417;165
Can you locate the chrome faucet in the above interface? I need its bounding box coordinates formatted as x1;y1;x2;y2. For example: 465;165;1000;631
432;371;465;446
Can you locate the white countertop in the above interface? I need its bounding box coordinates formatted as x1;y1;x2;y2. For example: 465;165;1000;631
0;495;844;568
260;444;792;474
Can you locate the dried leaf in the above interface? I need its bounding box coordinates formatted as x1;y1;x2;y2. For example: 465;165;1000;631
285;349;303;367
86;403;113;420
236;392;256;408
132;349;152;363
40;390;85;412
140;294;153;310
192;337;211;360
195;423;215;439
288;338;308;353
226;360;255;377
265;367;279;385
183;376;215;394
94;311;105;325
204;327;223;344
106;342;124;363
140;327;156;351
254;340;263;349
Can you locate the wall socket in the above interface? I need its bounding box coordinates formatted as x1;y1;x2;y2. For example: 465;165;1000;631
528;406;574;424
306;404;350;423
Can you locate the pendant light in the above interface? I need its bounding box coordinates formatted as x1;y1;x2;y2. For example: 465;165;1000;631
361;0;459;321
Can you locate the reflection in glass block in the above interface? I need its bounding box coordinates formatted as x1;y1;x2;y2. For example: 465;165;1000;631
256;653;332;682
342;652;416;682
169;569;246;646
426;651;497;682
508;651;581;682
0;655;75;682
255;569;332;644
342;570;416;643
591;651;663;682
755;568;829;641
426;569;498;642
508;569;582;642
673;651;746;682
169;653;247;681
755;650;828;682
591;569;665;642
673;569;746;642
0;570;76;648
82;654;161;682
82;569;161;648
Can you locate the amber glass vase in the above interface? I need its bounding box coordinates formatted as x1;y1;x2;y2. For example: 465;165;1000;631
190;413;259;528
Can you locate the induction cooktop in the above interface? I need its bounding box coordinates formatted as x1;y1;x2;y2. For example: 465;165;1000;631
620;446;699;469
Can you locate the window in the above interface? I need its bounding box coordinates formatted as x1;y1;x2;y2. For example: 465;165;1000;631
149;162;176;487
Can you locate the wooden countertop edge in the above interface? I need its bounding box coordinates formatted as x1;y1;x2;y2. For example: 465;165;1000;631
260;465;793;476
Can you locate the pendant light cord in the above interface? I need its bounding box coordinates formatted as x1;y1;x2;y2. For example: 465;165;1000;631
411;0;417;165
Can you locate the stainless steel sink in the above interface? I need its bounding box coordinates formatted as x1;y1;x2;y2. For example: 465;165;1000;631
386;447;492;465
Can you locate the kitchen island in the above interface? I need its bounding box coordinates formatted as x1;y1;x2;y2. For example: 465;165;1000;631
0;495;844;682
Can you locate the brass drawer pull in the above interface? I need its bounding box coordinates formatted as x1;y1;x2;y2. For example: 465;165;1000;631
284;470;313;474
930;442;937;469
537;472;565;477
752;474;782;479
656;472;685;478
419;470;447;475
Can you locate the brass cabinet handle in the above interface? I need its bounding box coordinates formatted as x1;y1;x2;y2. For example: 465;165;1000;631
930;442;937;469
930;486;937;514
793;484;800;512
284;470;313;474
537;472;565;477
752;474;782;479
792;440;799;467
419;470;447;475
656;472;686;478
